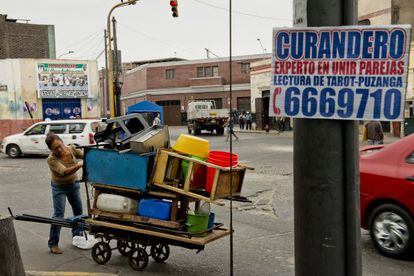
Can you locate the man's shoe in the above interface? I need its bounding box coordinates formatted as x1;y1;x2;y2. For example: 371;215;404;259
50;246;63;254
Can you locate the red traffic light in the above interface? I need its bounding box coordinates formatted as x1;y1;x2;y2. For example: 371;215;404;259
170;0;178;17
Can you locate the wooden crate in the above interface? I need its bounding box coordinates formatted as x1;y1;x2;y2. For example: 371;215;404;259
152;149;247;204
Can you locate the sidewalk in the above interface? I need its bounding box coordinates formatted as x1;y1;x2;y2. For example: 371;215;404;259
234;129;400;144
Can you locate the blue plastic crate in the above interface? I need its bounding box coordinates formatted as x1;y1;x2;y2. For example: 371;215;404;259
138;199;172;221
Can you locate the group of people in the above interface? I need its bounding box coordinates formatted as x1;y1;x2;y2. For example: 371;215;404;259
238;112;253;130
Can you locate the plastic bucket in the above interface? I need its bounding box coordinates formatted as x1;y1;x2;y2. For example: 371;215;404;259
182;156;207;189
186;212;209;235
208;212;215;229
206;151;238;193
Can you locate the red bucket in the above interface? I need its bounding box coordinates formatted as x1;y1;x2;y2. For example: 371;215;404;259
205;151;238;193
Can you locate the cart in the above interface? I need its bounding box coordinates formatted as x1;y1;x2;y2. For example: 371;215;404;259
12;211;230;271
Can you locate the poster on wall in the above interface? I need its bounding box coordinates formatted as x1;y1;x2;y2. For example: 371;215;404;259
37;63;89;98
270;25;411;121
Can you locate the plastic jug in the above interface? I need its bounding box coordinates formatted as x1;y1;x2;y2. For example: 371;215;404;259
96;193;138;214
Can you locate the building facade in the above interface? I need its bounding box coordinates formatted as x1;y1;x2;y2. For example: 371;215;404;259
358;0;414;136
120;54;270;126
0;59;100;140
0;14;56;59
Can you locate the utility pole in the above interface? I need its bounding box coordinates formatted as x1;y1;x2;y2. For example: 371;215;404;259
106;0;137;118
104;29;109;117
112;17;121;116
293;0;361;276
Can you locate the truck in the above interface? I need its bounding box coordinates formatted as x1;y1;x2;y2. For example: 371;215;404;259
187;101;228;136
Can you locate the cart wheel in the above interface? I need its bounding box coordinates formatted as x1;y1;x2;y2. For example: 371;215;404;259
117;240;135;256
128;248;149;271
92;242;112;265
151;243;170;263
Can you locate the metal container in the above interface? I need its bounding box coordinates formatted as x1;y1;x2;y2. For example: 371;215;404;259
130;126;170;154
83;147;152;191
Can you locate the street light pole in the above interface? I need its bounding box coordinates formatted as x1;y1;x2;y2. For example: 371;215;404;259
106;0;137;118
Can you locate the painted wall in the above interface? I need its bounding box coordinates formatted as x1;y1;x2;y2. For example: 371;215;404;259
250;59;271;114
0;58;100;140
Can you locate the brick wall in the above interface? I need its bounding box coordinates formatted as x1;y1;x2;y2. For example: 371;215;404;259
0;17;52;59
0;119;42;141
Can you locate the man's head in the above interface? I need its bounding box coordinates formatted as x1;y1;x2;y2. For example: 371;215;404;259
45;132;68;157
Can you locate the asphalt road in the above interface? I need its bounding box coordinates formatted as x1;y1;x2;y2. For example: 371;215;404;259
0;126;413;275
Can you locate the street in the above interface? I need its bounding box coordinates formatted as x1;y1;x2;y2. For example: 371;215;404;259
0;127;413;275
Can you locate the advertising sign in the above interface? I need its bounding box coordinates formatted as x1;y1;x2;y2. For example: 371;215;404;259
37;63;89;98
270;25;411;121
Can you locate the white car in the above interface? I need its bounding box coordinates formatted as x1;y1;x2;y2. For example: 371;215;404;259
0;119;103;158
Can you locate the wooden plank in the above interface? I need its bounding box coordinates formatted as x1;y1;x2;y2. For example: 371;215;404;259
89;208;181;229
153;182;225;206
209;169;221;201
92;183;141;194
162;150;229;170
85;219;231;246
153;151;169;184
147;190;179;199
183;161;193;192
170;200;178;221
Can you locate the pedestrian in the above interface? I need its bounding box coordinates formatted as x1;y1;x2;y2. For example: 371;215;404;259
245;111;252;130
239;113;245;130
45;132;95;254
225;114;239;142
364;120;384;145
152;113;161;126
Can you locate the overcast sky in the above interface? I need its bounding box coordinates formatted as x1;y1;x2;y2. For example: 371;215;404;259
2;0;293;66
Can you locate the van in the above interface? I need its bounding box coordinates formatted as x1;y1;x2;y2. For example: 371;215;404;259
0;119;104;158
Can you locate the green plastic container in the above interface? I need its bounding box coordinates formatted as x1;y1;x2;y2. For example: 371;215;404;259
186;212;209;235
181;155;205;179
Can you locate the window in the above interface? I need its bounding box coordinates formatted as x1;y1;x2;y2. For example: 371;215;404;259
49;124;67;134
166;69;175;80
196;66;219;77
406;152;414;164
241;63;250;74
196;67;204;78
69;123;86;134
237;97;251;112
26;124;46;135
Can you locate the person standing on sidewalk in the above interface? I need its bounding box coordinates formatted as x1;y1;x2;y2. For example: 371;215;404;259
239;112;245;130
45;132;95;254
245;111;252;130
364;120;384;145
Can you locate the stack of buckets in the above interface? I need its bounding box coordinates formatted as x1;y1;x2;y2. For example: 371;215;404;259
205;151;239;193
172;134;239;234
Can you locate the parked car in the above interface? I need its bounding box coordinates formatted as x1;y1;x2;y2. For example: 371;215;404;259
360;134;414;258
0;119;103;158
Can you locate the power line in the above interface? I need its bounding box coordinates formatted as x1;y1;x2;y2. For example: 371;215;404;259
56;29;103;55
191;0;292;22
118;22;200;56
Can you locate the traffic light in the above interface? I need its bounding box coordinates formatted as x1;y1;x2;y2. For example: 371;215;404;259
170;0;178;17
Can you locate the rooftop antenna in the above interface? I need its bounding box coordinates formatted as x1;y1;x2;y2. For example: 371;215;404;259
257;38;266;53
205;48;220;59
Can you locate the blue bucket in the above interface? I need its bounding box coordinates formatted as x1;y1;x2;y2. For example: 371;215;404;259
208;212;215;229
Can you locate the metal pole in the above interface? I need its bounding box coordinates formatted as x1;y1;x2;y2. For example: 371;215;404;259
293;0;361;276
112;17;120;117
104;29;109;117
106;0;137;118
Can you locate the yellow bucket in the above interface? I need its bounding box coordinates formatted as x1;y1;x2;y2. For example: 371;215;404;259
172;134;210;158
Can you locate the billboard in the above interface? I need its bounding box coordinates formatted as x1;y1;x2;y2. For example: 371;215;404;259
37;63;89;98
270;25;411;121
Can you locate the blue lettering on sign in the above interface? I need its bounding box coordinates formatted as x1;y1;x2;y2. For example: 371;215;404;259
275;29;406;60
276;32;289;59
